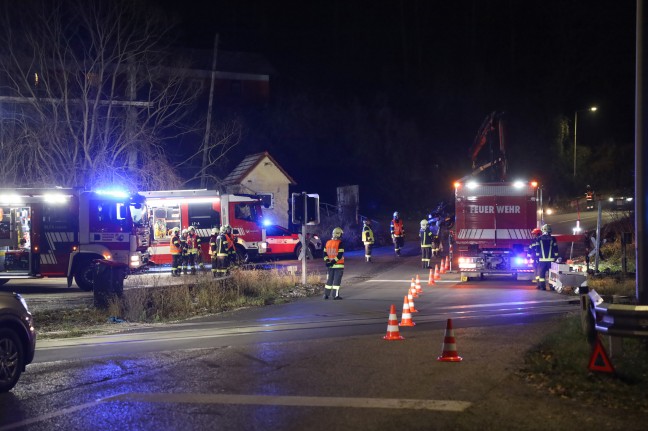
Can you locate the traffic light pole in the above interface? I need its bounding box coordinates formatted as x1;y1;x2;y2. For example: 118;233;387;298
301;193;307;285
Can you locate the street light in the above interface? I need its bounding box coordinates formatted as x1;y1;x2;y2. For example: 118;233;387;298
573;106;598;178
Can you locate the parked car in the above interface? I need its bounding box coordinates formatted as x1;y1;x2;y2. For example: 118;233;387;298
0;292;36;392
265;225;323;259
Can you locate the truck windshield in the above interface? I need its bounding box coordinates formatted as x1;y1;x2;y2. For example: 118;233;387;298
130;203;148;227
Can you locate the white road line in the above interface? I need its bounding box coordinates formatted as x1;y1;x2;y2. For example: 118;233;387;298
0;393;472;429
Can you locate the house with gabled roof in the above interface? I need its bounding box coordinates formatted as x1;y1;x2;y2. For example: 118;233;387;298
221;151;296;228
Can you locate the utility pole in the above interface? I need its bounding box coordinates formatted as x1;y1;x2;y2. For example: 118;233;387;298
201;33;219;188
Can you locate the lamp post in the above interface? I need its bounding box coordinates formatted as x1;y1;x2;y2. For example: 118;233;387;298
573;106;598;178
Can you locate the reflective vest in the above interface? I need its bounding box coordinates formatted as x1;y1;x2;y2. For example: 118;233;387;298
536;235;559;262
420;227;434;247
325;239;345;268
170;234;182;255
362;226;374;244
186;233;199;253
391;219;404;236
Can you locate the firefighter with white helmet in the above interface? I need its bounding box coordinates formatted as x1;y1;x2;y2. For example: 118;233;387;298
169;227;182;276
361;219;375;263
534;224;559;291
180;228;189;274
390;211;405;256
213;225;231;277
419;219;434;269
185;226;201;274
323;227;345;299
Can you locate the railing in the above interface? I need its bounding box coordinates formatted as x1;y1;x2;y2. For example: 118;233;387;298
588;289;648;337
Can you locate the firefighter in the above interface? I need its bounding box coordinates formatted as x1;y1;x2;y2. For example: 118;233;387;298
390;211;405;256
180;229;189;274
419;219;434;269
534;224;559;291
323;227;345;300
209;227;220;277
224;225;237;265
429;219;441;257
214;226;231;277
169;227;182;277
361;219;374;263
186;226;201;274
528;227;542;284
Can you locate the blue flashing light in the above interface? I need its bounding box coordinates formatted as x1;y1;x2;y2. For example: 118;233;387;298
262;219;272;227
95;189;129;199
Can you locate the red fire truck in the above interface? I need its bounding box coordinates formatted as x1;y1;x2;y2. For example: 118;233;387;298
453;179;539;280
0;188;150;290
140;190;267;265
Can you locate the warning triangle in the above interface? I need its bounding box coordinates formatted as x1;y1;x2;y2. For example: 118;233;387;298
588;338;615;374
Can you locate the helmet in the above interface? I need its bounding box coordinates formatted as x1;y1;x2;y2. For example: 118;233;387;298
420;219;428;228
188;226;196;232
211;228;218;235
220;226;227;234
181;229;188;235
541;224;552;234
393;211;400;219
332;227;343;239
363;219;371;225
531;228;542;236
225;225;232;234
171;227;180;234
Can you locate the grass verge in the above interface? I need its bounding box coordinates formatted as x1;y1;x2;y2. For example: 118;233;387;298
34;268;324;339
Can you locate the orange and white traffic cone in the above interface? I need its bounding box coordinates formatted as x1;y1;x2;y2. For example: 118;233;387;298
410;278;419;298
434;264;441;280
445;256;450;272
407;290;418;313
399;296;416;326
437;318;463;362
439;260;446;274
383;304;405;340
415;274;423;294
428;269;436;286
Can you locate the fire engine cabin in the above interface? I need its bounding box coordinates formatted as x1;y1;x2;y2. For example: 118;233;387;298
453;180;538;281
141;190;267;266
0;188;150;291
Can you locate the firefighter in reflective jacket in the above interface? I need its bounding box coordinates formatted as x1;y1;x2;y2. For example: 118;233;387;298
224;225;237;264
169;227;182;276
209;227;219;277
214;226;231;277
419;219;434;269
534;224;559;291
186;226;201;274
528;227;542;284
390;211;405;256
180;229;189;274
361;219;374;263
323;227;345;300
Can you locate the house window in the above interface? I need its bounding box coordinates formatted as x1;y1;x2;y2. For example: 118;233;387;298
256;193;274;209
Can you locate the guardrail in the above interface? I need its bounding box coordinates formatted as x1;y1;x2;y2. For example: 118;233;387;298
588;289;648;337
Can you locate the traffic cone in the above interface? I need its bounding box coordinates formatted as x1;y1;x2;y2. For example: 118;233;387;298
415;274;423;294
410;278;419;298
407;290;418;312
399;296;416;326
428;269;436;286
434;264;441;280
439;260;446;274
383;304;405;340
437;318;463;362
445;256;450;272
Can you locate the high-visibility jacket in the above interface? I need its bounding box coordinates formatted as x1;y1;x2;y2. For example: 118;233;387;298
391;219;404;236
186;233;200;253
362;225;374;244
535;234;559;262
419;227;434;247
324;239;345;268
170;234;182;255
209;234;218;256
215;234;230;257
225;234;236;256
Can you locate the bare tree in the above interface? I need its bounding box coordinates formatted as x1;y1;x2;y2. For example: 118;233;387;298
0;0;201;190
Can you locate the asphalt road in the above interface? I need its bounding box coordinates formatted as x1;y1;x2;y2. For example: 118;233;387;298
2;233;646;430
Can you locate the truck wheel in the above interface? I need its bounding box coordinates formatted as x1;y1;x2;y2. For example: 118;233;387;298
236;246;250;265
74;261;95;291
294;243;302;259
0;328;24;393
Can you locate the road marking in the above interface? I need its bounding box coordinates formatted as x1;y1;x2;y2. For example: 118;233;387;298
0;393;472;429
370;279;456;283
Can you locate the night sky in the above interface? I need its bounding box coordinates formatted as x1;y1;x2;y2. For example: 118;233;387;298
158;0;637;214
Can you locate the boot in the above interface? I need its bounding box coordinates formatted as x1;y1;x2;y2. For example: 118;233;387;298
323;288;331;299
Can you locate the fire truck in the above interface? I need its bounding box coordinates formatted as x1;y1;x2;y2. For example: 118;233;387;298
140;190;267;265
453;180;539;280
0;188;150;290
452;112;539;280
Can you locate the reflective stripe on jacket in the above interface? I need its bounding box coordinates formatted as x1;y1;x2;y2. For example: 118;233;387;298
362;226;374;244
391;219;404;236
536;235;559;262
420;227;434;247
170;234;182;255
